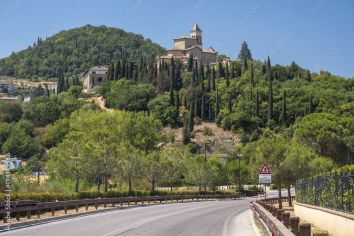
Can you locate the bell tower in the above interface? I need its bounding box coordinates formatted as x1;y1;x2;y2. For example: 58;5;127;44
191;23;202;46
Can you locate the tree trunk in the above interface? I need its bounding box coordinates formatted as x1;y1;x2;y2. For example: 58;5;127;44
104;173;108;193
151;177;155;192
287;185;292;207
128;178;132;196
37;169;40;184
97;180;101;192
75;174;79;192
278;182;282;209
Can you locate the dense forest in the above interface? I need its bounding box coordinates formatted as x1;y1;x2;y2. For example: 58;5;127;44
0;25;165;79
0;26;353;196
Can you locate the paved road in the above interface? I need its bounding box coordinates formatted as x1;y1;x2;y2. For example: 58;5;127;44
1;200;258;236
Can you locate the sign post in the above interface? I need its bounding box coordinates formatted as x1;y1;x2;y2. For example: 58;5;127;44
258;163;271;199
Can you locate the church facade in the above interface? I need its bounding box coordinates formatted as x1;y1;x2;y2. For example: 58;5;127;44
157;24;217;65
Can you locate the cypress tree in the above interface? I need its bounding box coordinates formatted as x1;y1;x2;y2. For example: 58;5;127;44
215;87;219;121
182;117;190;144
195;60;199;83
250;86;254;101
175;62;182;90
169;87;175;106
188;101;195;132
267;56;273;121
200;63;205;90
306;70;311;82
231;62;235;78
116;60;121;80
183;94;187;108
208;99;212;120
107;63;112;80
199;63;205;81
113;62;118;80
206;64;211;92
120;59;125;79
75;76;80;86
171;57;175;88
261;62;267;74
250;61;255;87
228;93;232;113
218;61;223;77
194;92;199;117
309;96;314;113
130;62;134;80
243;58;248;71
64;78;69;91
212;66;216;91
175;92;180;123
57;76;65;93
256;88;260;117
281;90;287;127
192;68;196;85
201;92;206;121
45;85;50;97
187;53;194;72
225;63;230;87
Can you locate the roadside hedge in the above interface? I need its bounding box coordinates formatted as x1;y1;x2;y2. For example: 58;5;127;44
0;190;237;202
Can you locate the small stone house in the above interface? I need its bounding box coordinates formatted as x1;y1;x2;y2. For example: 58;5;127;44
82;66;108;92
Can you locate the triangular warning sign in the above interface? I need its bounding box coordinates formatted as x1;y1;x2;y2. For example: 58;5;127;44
259;163;271;174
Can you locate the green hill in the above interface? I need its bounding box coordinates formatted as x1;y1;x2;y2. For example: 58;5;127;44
0;25;165;79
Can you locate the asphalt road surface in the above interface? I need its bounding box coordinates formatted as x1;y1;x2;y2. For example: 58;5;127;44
1;200;258;236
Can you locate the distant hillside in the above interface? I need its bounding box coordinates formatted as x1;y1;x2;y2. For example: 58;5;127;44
0;25;165;79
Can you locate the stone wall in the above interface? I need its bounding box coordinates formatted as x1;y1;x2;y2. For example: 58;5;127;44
294;201;354;236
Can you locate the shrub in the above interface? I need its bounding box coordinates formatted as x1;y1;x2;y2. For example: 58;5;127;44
0;190;236;202
203;126;213;136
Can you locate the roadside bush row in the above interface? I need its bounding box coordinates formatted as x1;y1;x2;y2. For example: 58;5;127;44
0;190;237;202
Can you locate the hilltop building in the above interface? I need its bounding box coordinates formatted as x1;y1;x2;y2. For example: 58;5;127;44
157;24;217;66
82;66;108;92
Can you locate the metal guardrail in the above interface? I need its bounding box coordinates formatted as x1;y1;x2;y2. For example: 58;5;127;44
296;170;354;214
0;194;240;222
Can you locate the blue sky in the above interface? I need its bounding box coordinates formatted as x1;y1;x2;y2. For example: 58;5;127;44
0;0;353;77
